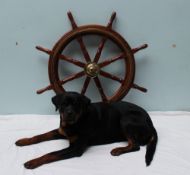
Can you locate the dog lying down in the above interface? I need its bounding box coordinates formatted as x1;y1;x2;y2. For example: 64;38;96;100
16;92;158;169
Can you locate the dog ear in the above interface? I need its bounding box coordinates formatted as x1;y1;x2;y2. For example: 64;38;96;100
52;94;63;111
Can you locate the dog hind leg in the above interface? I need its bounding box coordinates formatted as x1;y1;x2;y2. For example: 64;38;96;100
110;138;140;156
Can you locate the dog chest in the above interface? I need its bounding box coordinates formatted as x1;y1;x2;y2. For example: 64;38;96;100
58;127;66;136
58;127;78;143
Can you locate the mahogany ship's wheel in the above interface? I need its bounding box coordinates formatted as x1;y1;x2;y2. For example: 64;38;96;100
36;11;148;102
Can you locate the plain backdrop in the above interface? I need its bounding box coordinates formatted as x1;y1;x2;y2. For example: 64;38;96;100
0;0;190;114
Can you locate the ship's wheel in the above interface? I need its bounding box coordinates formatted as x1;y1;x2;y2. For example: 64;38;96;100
36;11;148;102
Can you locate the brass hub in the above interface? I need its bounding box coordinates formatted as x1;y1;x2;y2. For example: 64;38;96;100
84;62;100;78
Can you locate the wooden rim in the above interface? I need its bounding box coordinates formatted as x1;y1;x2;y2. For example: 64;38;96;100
48;25;135;102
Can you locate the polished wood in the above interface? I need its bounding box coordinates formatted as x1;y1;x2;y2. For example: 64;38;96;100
60;71;85;85
132;84;147;93
37;71;85;94
98;53;124;68
132;44;148;54
36;11;148;102
93;77;107;102
48;25;135;101
93;12;116;63
67;11;78;29
99;70;123;83
93;37;106;63
76;37;91;63
67;11;91;63
37;84;53;94
36;46;85;68
107;12;116;29
81;77;91;95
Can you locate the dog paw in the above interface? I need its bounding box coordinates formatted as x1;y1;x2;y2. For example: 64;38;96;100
110;148;122;156
24;160;41;169
15;138;30;146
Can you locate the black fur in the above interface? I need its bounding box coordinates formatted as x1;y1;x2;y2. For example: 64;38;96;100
16;91;157;169
52;92;158;165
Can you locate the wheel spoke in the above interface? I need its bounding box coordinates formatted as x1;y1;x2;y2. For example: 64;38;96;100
36;46;51;54
132;44;148;54
99;53;124;68
36;46;85;68
77;37;91;63
132;84;147;93
99;70;123;83
67;12;91;62
60;71;85;85
107;12;116;29
93;12;116;63
59;54;86;68
37;72;86;94
36;84;53;94
93;77;107;101
93;37;107;63
81;76;91;95
67;11;78;29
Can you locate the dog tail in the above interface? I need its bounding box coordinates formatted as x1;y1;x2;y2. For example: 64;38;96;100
145;128;158;166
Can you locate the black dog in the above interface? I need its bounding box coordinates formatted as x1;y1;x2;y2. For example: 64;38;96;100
15;92;157;169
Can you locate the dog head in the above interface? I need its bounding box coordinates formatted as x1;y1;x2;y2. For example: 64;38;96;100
52;92;91;127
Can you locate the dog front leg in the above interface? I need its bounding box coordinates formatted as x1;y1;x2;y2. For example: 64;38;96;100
15;129;65;146
24;140;87;169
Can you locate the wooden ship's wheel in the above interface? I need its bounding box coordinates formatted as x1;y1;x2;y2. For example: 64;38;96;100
36;11;148;102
